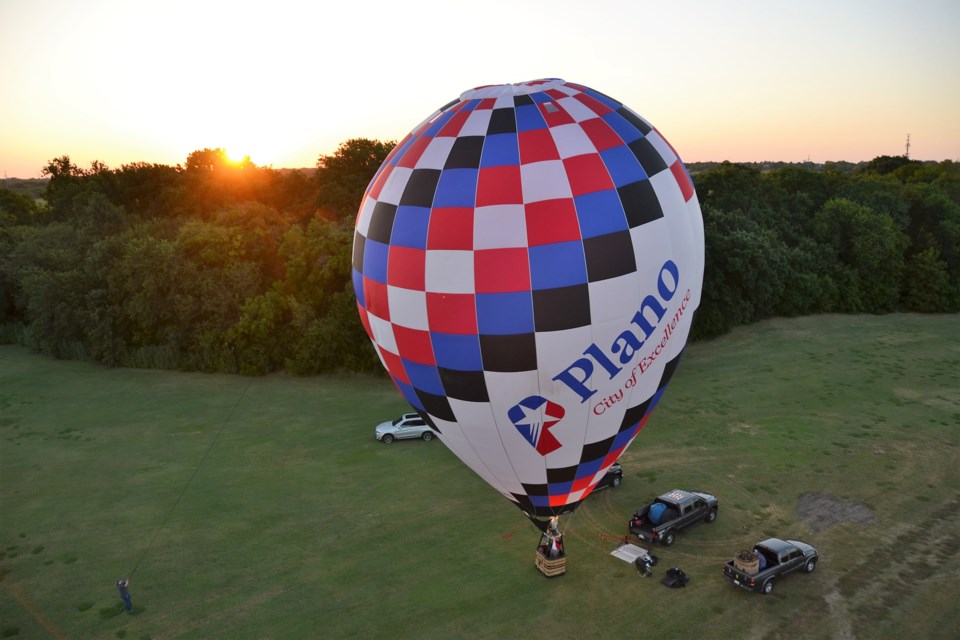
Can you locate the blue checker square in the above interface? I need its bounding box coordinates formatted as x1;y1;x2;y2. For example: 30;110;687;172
422;110;456;137
574;190;628;238
403;359;445;396
361;238;390;283
352;269;365;306
395;378;425;411
433;168;479;208
602;111;645;144
583;88;622;111
547;480;575;495
515;104;547;132
480;133;520;167
529;92;552;104
431;333;483;371
529;241;588;290
600;146;648;187
476;292;535;335
390;136;421;167
390;206;430;249
576;458;604;480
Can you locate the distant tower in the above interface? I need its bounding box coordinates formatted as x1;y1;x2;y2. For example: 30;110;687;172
905;134;911;159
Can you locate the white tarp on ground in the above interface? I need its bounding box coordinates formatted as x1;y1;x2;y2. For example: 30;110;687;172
610;543;649;563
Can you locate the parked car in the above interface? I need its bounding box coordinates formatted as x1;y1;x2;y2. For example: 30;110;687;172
592;462;623;491
375;413;434;444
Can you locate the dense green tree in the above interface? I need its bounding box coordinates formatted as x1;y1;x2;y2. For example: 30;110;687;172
315;138;395;219
811;198;907;312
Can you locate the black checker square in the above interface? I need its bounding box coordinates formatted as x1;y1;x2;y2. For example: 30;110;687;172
479;333;538;373
616;107;653;136
546;464;578;484
584;231;637;282
533;284;591;332
438;367;490;402
658;350;684;391
520;482;548;497
513;94;535;107
417;389;456;422
619;398;652;432
579;435;616;464
366;201;398;244
444;136;485;169
628;137;668;177
487;108;517;135
352;231;366;272
399;168;442;207
618;180;664;228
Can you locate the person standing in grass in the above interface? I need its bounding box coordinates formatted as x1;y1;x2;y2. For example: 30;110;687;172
117;578;132;612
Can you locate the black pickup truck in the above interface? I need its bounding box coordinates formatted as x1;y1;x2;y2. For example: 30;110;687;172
627;489;719;546
722;537;819;594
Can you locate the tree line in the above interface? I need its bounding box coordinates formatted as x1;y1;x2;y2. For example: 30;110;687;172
1;145;957;375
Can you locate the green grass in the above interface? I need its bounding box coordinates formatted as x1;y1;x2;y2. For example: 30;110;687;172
1;314;958;640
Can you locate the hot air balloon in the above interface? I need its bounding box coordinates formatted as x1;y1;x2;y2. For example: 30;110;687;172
353;79;704;549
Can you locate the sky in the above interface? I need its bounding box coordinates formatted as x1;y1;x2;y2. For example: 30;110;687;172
2;0;959;178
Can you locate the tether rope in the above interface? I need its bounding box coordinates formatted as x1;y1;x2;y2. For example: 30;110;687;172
127;378;253;578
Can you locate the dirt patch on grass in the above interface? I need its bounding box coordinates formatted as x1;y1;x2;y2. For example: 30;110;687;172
795;492;878;533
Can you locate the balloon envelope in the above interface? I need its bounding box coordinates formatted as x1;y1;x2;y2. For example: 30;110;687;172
353;79;704;517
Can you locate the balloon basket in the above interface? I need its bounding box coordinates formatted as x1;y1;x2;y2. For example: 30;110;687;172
535;549;566;577
535;531;566;577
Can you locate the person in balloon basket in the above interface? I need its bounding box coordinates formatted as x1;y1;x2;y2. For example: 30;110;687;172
117;578;132;612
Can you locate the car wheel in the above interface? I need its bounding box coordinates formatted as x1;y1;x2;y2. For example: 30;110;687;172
762;580;774;595
804;558;817;573
382;434;394;444
662;531;675;546
421;431;433;442
705;508;718;523
611;475;622;488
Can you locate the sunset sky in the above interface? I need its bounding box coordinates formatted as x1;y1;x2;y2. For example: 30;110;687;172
2;0;958;178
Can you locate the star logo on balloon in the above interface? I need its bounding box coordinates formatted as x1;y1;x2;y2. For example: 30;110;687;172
508;396;565;456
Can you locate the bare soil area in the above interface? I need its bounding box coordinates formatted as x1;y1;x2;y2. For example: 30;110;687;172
795;492;879;533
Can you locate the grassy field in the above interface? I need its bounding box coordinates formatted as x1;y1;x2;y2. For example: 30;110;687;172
1;314;958;640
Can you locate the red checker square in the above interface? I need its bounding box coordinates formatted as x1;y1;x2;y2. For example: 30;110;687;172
539;102;575;127
573;92;613;117
571;475;594;493
426;292;477;334
518;129;560;164
382;133;410;166
546;89;567;100
476;166;523;207
580;118;623;152
356;302;373;341
477;98;496;110
387;246;425;290
564;154;614;196
396;136;431;169
378;347;409;384
363;278;390;321
393;326;436;365
549;493;570;507
525;199;580;246
366;163;393;202
474;248;531;293
670;160;695;202
438;109;469;137
427;207;474;250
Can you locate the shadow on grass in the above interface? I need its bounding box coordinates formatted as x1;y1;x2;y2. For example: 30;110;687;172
99;603;146;619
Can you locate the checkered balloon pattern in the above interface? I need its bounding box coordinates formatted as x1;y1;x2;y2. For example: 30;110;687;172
354;79;704;518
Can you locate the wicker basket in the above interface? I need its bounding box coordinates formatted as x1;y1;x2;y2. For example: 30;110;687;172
734;549;759;574
535;549;567;577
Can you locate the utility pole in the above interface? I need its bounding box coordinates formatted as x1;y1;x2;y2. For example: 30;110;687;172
905;134;911;159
